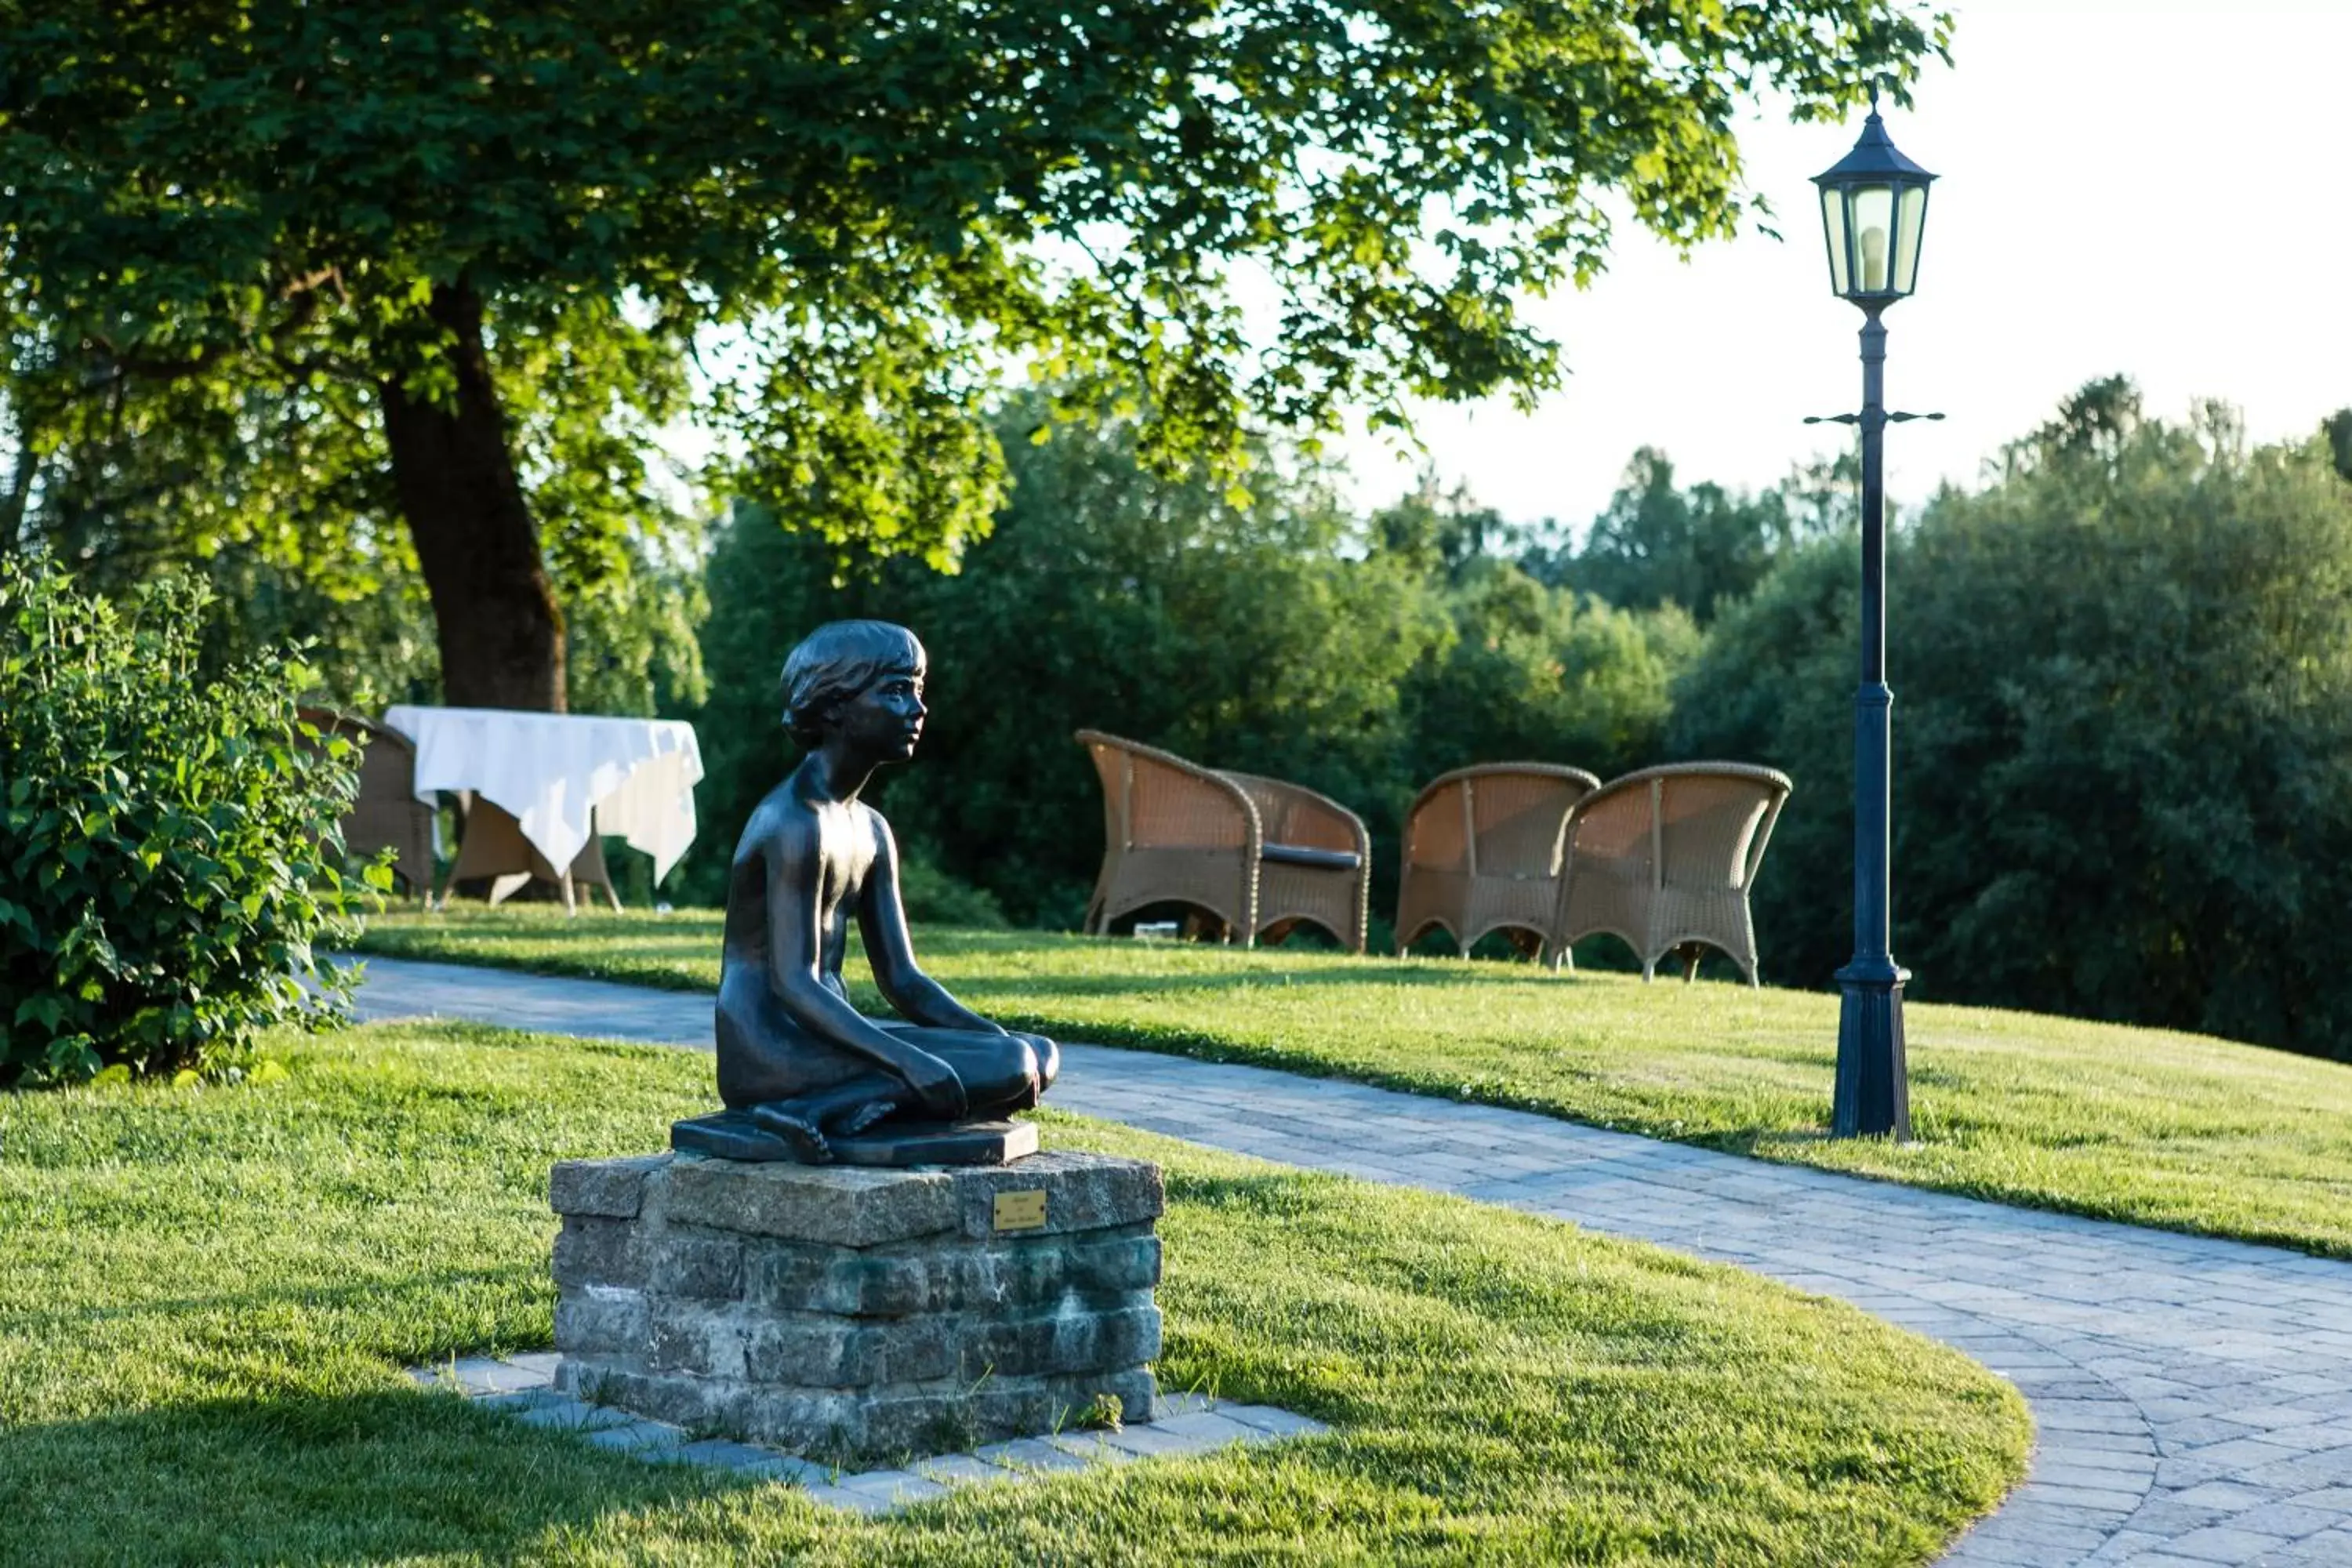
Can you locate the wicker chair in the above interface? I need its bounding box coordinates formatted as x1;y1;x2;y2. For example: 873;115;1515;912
1214;770;1371;953
1549;762;1791;985
298;708;436;898
1395;763;1602;960
438;795;623;915
1076;731;1370;952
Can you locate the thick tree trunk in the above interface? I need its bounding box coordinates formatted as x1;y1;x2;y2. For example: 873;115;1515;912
379;280;565;711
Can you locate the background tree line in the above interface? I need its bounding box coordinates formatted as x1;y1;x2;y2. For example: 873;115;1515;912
685;392;1708;932
1676;381;2352;1057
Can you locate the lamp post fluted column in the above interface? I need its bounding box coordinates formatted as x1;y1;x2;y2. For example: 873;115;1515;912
1831;307;1909;1139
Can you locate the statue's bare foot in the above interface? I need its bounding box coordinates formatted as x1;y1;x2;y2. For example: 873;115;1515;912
748;1103;832;1163
826;1098;897;1140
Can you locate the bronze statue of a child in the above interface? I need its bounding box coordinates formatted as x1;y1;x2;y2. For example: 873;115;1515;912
712;620;1058;1162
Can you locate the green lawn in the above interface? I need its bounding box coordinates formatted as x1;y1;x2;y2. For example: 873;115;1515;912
0;1021;2023;1565
357;906;2352;1259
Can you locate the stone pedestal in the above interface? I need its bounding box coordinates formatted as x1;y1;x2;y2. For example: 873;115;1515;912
549;1149;1162;1457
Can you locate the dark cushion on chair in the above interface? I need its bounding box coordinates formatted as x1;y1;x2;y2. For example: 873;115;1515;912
1260;842;1363;872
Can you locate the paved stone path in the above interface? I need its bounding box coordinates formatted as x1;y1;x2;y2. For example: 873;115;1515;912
354;956;2352;1566
411;1352;1322;1513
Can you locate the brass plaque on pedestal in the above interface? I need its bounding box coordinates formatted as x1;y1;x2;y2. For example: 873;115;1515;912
993;1189;1048;1232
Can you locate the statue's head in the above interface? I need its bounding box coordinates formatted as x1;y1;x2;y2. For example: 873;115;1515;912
780;620;928;757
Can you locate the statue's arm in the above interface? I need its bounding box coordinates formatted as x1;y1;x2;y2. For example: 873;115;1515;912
762;815;968;1116
858;811;1004;1034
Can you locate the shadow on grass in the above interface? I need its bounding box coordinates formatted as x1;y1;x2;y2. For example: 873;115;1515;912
0;1388;771;1566
945;963;1584;1001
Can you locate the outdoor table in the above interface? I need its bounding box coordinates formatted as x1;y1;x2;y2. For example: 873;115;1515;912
379;706;704;912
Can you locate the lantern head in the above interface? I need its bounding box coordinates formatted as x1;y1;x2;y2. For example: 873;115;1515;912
1813;89;1936;307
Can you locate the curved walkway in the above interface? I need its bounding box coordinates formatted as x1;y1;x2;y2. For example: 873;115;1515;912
352;956;2352;1567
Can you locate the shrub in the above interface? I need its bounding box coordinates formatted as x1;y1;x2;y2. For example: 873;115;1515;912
0;561;381;1085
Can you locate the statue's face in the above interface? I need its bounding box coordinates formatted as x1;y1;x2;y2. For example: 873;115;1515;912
832;666;927;760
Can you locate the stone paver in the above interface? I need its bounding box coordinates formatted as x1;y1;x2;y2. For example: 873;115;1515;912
358;956;2352;1564
412;1348;1325;1508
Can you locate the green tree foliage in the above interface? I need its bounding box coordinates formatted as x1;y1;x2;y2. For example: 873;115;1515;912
28;475;706;724
686;399;1692;927
1405;560;1700;793
0;561;378;1085
1534;447;1857;623
1372;481;1700;784
1673;382;2352;1057
0;0;1946;709
2323;407;2352;484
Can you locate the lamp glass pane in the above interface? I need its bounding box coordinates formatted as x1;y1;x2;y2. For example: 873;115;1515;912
1852;183;1895;293
1893;183;1928;295
1820;187;1850;296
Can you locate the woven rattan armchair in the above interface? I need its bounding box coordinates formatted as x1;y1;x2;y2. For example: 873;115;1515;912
439;795;623;915
1549;762;1791;985
299;707;435;898
1076;731;1370;951
1214;770;1371;953
1395;763;1602;960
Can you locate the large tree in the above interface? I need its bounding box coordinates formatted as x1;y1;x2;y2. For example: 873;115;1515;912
0;1;1945;709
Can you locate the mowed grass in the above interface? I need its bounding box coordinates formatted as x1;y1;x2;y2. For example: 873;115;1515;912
0;1022;2024;1566
358;906;2352;1258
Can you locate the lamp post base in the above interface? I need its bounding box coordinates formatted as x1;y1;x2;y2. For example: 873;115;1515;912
1832;960;1911;1139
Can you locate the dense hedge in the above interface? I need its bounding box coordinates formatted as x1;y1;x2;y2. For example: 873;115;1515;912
0;562;379;1084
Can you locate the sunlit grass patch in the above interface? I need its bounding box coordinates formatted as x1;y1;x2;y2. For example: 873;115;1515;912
0;1019;2026;1564
359;905;2352;1258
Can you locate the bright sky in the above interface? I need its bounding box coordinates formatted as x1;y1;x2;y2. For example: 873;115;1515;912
1337;0;2352;539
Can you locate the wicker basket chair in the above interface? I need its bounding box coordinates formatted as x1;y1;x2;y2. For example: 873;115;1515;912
1077;731;1261;944
1395;763;1602;960
438;795;624;915
297;707;436;898
1214;771;1372;953
1549;762;1791;985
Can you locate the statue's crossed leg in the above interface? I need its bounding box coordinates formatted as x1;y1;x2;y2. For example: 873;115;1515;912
747;1025;1058;1163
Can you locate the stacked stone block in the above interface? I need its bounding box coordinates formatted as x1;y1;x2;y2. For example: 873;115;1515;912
550;1149;1162;1457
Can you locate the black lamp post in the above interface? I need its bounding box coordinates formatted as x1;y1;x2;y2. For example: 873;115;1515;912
1811;88;1936;1140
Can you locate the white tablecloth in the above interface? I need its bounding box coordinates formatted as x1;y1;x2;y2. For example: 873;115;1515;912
380;706;705;883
